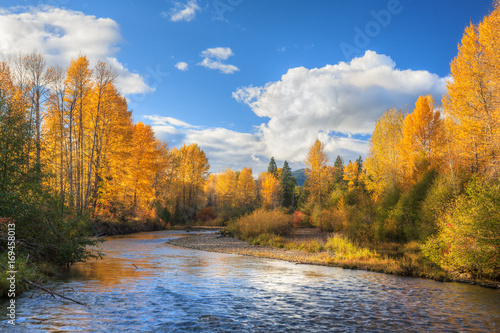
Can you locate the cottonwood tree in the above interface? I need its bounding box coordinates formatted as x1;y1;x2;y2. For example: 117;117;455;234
305;139;330;207
399;95;443;188
444;6;500;176
364;108;404;201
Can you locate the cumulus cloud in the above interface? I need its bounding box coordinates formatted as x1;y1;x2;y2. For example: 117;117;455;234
198;47;239;74
146;51;447;173
164;0;200;22
0;6;151;95
175;61;189;71
145;115;267;172
233;50;447;162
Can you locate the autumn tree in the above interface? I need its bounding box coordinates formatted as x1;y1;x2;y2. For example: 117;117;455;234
172;143;210;221
236;167;256;207
260;172;281;208
83;61;118;209
444;5;500;176
343;160;360;191
305;139;330;207
399;95;443;188
364;108;404;201
216;168;238;207
64;55;93;213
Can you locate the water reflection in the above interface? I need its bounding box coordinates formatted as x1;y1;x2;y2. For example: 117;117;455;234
1;230;499;332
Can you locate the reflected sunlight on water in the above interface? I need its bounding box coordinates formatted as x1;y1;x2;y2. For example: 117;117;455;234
1;230;499;332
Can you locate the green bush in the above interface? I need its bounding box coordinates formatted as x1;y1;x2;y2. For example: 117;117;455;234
325;235;378;260
419;174;459;240
422;177;500;278
399;169;437;241
1;188;103;267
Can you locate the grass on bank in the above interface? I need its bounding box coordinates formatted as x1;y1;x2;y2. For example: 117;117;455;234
226;208;494;285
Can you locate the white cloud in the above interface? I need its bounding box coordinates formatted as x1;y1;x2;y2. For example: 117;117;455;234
233;50;447;163
198;47;239;74
201;47;233;60
175;61;189;71
165;0;200;22
146;51;447;173
145;116;268;173
144;115;198;129
0;6;151;95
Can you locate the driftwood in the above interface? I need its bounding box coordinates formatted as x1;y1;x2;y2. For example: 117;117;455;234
22;277;87;306
1;262;87;306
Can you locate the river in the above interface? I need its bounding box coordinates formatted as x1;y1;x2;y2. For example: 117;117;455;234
1;230;500;332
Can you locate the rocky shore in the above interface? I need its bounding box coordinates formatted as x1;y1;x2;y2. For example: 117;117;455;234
167;231;500;289
166;232;325;264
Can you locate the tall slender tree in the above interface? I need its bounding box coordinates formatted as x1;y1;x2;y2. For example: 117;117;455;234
305;139;329;207
280;161;296;208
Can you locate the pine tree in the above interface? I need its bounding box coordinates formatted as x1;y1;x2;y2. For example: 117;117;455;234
280;160;296;207
268;156;278;178
333;155;344;185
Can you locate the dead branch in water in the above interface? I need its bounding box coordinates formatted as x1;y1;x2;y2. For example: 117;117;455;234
22;277;88;306
0;262;87;306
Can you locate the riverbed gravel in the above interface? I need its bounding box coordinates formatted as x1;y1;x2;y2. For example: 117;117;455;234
166;232;324;264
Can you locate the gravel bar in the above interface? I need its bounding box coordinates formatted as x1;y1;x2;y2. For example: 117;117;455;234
166;233;324;264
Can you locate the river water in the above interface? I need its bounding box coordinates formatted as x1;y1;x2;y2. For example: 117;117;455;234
1;230;500;332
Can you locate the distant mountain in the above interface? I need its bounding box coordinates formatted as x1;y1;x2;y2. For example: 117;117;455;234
291;168;306;187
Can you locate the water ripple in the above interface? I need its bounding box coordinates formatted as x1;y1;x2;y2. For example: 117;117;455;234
1;230;499;332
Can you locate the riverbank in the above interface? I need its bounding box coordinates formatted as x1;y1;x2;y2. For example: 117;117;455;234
167;231;500;289
1;220;174;299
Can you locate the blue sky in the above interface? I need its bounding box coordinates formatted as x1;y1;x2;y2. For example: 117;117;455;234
0;0;494;173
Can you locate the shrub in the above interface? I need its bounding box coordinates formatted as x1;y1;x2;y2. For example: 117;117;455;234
325;235;378;260
251;233;286;248
419;174;459;240
298;240;324;253
292;211;308;228
398;169;437;241
422;177;500;278
311;208;345;232
228;208;292;240
194;206;217;223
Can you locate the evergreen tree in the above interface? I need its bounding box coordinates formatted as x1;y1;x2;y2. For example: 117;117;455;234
268;156;278;178
280;160;296;208
333;155;344;184
356;156;363;174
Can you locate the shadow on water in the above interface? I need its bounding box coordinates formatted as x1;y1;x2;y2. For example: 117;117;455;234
1;230;500;332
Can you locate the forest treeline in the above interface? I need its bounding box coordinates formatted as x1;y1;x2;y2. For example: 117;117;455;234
1;3;499;292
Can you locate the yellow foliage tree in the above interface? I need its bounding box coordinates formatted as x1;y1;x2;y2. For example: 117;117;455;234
364;108;404;201
260;172;281;208
343;160;359;191
444;4;500;176
236;167;256;207
128;122;158;212
305;139;330;206
172;143;210;221
399;95;443;187
216;168;238;207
